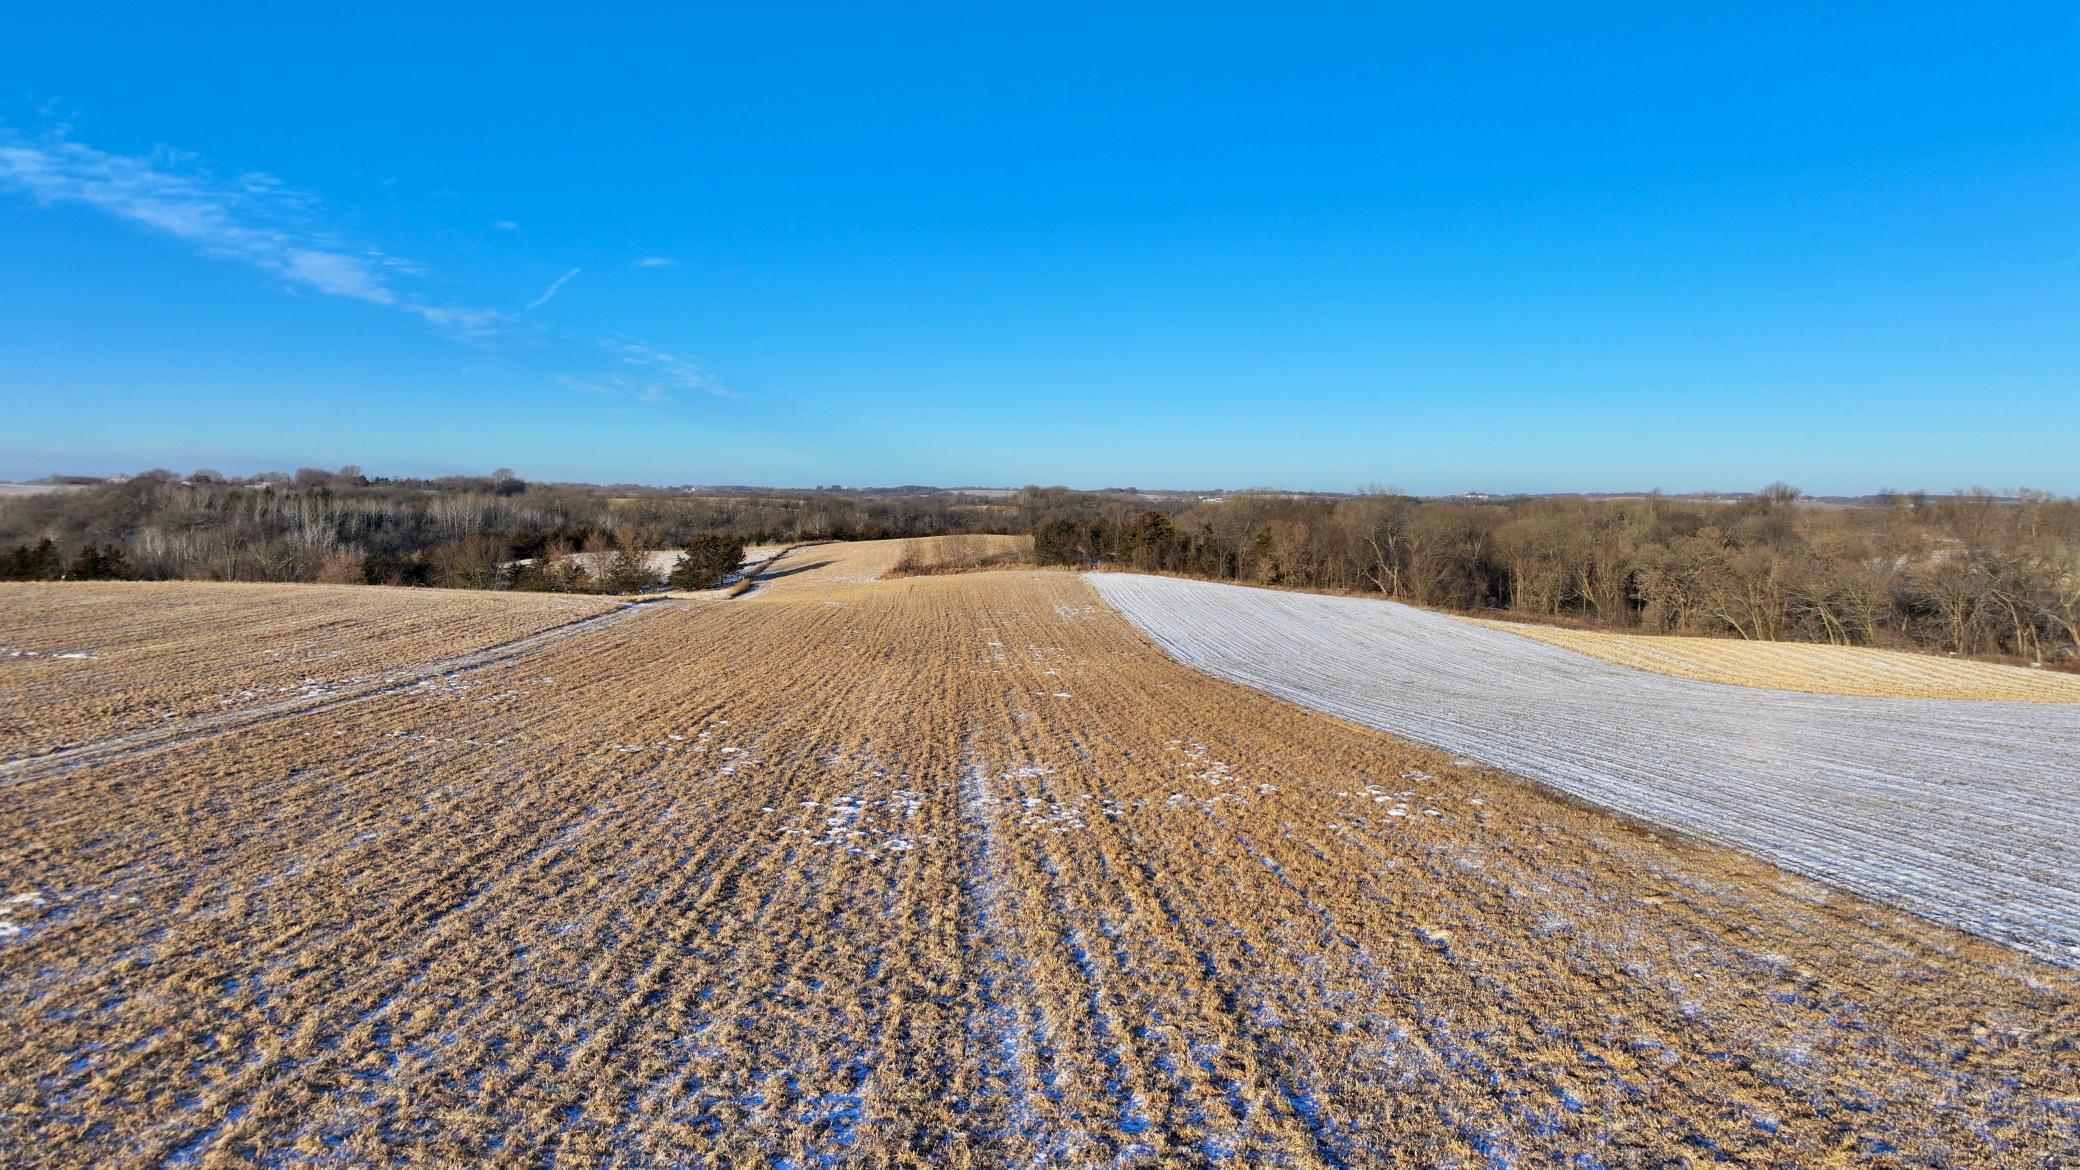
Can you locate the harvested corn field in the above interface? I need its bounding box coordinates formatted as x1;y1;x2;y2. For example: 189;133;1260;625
2;544;2076;1166
743;537;941;592
1473;616;2080;702
1090;572;2080;967
0;582;622;762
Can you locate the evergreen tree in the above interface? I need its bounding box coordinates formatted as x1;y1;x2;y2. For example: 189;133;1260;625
1;539;62;581
668;534;746;589
64;544;129;580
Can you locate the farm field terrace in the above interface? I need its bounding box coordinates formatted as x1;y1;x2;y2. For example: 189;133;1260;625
1471;615;2080;702
1;542;2076;1167
1091;573;2080;967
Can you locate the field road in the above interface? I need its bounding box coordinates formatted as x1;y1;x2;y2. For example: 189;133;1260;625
2;545;2075;1165
0;599;669;784
1089;572;2080;968
0;581;623;762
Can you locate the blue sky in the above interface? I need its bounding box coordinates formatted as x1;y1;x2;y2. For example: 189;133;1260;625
2;5;2076;493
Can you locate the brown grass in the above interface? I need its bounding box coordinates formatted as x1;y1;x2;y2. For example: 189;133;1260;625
0;546;2072;1165
885;533;1033;577
1475;616;2080;702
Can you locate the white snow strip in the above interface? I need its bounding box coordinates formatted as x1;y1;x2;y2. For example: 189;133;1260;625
1088;572;2080;967
2;646;99;660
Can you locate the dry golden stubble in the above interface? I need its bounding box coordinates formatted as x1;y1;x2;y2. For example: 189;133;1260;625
0;554;2072;1166
1472;614;2080;702
0;581;623;760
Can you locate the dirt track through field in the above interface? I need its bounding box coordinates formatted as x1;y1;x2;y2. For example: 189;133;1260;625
0;582;623;761
0;600;668;784
1089;572;2080;968
2;547;2076;1166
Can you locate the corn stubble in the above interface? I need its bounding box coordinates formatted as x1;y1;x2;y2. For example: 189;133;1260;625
1;544;2074;1167
0;582;621;761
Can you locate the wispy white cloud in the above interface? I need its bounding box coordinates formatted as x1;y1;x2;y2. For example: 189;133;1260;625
556;339;736;404
492;219;518;231
553;372;666;406
0;128;503;337
410;304;507;336
0;127;735;382
280;248;396;303
615;341;735;398
525;267;580;311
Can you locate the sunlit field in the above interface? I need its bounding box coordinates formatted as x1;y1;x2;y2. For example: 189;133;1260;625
3;540;2074;1166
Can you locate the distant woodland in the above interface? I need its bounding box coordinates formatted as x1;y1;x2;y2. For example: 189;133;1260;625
1035;484;2080;665
0;468;1005;592
4;468;2077;664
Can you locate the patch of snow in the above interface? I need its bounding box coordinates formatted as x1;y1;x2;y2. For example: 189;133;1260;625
1;646;100;660
1090;571;2080;967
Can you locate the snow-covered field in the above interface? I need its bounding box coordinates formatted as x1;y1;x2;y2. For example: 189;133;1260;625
1089;572;2080;966
495;543;791;595
529;542;792;585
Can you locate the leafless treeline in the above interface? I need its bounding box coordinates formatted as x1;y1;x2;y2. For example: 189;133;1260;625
0;468;1006;588
8;470;2077;661
1037;486;2080;662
